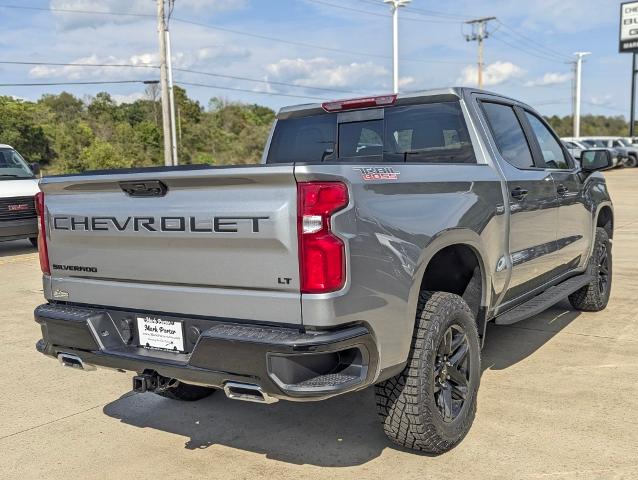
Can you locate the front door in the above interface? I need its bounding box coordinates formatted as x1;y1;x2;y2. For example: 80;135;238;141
522;111;592;273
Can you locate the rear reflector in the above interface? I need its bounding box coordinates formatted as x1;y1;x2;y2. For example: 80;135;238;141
321;94;397;112
34;192;50;275
297;182;348;294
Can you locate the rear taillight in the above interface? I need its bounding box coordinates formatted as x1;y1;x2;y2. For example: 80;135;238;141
297;182;348;294
34;192;50;275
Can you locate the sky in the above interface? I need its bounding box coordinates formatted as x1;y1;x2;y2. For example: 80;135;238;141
0;0;631;117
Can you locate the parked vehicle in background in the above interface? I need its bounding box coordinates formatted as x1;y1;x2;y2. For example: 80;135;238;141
562;139;588;159
562;138;620;169
33;88;614;454
580;137;638;168
0;144;40;245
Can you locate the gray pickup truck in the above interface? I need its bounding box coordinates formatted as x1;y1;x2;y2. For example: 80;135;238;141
34;88;614;453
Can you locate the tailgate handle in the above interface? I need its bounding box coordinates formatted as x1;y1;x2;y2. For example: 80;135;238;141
120;180;168;197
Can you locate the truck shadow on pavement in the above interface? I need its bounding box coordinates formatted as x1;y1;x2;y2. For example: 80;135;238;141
0;239;36;258
102;301;579;466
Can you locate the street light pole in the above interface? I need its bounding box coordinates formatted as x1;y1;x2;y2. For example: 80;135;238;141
384;0;411;94
573;51;591;138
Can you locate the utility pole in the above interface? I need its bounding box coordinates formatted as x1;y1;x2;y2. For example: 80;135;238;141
631;53;637;137
464;17;496;89
157;0;179;166
384;0;411;94
157;0;172;167
166;28;179;165
572;52;591;138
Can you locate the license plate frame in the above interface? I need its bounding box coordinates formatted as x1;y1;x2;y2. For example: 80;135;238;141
137;316;185;353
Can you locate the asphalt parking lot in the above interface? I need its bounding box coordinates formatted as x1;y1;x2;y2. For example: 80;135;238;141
1;170;637;480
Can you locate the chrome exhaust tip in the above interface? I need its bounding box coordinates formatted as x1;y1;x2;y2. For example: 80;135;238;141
57;353;96;371
223;381;278;404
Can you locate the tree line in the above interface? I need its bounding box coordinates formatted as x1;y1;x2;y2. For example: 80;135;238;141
0;86;275;174
0;88;632;174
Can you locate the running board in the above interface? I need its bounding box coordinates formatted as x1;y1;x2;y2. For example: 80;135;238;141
495;273;593;325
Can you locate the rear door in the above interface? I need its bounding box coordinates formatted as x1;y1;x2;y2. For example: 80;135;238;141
480;100;561;302
40;165;302;324
522;111;592;273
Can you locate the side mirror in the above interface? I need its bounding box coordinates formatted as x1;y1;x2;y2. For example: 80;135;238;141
581;149;612;172
30;162;41;175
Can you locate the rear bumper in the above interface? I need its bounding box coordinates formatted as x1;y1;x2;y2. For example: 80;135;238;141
35;303;379;401
0;218;37;241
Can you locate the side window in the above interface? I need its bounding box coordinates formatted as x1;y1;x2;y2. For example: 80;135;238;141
383;102;476;163
338;120;383;159
482;102;535;169
524;112;570;169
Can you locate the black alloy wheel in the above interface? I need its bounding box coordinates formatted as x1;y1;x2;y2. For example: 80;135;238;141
434;325;471;423
597;241;610;296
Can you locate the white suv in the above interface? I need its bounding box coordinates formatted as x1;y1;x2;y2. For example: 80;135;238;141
0;144;41;245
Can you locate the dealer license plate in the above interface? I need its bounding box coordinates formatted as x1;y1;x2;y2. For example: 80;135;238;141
137;316;184;352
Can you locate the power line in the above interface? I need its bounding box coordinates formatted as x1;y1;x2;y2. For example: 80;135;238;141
303;0;461;23
175;81;325;100
0;4;467;66
172;17;467;65
582;101;625;113
0;60;159;69
174;68;359;94
490;33;569;64
0;80;155;87
0;3;154;18
353;0;471;21
0;60;360;95
495;20;571;61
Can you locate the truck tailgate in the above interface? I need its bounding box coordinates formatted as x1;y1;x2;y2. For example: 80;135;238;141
39;166;301;324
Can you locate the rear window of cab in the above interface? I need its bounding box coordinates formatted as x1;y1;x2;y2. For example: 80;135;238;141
267;101;476;164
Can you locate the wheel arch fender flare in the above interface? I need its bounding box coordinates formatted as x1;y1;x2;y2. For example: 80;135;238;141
406;228;492;330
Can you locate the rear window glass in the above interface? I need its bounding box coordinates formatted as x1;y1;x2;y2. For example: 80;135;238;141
338;119;383;159
267;101;476;164
266;114;336;163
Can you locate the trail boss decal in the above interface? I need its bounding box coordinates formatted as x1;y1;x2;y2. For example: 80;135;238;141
353;167;400;181
7;203;31;212
52;215;269;233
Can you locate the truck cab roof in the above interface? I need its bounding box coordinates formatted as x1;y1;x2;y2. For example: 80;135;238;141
277;87;527;119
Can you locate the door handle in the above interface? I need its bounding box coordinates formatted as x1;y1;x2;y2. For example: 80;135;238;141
511;187;529;200
557;184;569;196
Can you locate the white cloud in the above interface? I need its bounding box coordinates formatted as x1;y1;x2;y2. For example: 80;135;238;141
265;57;388;91
177;0;247;11
49;0;246;30
588;94;614;107
28;46;249;80
29;54;157;80
456;0;614;33
457;61;524;87
111;91;145;104
524;72;571;87
399;76;416;89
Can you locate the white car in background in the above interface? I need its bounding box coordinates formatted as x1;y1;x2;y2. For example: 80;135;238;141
0;144;41;246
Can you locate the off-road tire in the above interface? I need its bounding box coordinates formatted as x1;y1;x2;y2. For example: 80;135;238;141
29;237;38;248
624;155;638;168
155;382;216;401
569;227;612;311
375;291;481;454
